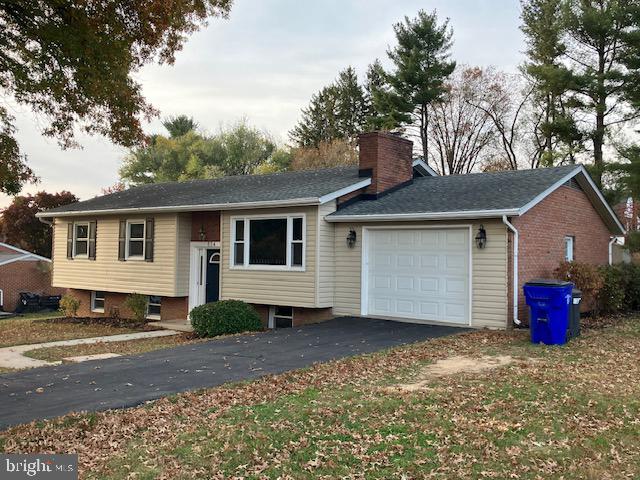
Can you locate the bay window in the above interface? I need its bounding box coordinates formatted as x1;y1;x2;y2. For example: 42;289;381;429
231;215;305;270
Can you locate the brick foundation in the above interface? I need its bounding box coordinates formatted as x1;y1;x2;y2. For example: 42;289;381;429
66;289;188;321
0;260;64;312
509;185;612;323
250;304;334;328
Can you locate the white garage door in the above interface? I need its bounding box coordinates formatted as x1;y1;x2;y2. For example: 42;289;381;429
365;228;470;325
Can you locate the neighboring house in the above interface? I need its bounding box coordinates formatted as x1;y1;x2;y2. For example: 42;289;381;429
37;132;624;328
0;243;60;312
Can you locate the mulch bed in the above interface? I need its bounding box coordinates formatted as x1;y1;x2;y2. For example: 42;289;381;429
36;317;158;330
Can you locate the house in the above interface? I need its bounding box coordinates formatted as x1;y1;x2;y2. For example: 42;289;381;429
36;132;624;328
0;243;61;312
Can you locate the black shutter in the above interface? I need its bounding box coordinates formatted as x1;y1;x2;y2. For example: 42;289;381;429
66;223;74;259
118;220;126;261
145;217;154;262
88;221;97;260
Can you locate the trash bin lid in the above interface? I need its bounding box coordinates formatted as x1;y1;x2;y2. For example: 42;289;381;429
572;288;582;297
525;279;573;287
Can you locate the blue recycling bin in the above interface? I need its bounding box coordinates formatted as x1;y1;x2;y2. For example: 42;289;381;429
523;279;574;345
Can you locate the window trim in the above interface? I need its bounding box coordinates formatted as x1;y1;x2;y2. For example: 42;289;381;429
564;235;575;262
91;291;105;313
125;220;146;260
230;213;306;271
72;221;90;259
146;295;161;320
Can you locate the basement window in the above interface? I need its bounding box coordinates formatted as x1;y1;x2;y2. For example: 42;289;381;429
147;296;161;320
270;306;293;329
91;291;105;313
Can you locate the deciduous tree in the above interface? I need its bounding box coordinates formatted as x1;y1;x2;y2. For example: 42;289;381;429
0;0;232;194
0;191;78;257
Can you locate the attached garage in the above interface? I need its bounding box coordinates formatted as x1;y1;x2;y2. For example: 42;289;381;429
363;227;471;326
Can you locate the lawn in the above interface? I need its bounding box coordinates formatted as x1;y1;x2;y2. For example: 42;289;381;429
2;317;640;479
24;333;195;362
0;312;147;348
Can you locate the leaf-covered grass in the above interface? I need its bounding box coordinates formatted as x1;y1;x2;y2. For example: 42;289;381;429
2;317;640;479
24;334;196;362
0;315;143;348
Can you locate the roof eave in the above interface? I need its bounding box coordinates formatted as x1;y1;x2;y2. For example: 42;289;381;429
326;209;521;223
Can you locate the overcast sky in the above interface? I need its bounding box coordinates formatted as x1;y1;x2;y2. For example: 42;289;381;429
0;0;524;208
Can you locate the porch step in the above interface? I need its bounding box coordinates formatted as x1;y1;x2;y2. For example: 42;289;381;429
149;319;193;333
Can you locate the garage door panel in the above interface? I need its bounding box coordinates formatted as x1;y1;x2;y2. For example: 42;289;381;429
367;228;469;325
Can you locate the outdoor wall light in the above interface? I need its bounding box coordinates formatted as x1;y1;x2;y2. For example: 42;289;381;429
199;224;206;241
347;229;357;248
475;225;487;249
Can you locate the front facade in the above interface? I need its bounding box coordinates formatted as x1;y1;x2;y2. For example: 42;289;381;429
40;132;624;329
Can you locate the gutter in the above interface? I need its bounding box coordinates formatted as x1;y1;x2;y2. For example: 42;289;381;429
326;209;520;223
502;215;521;326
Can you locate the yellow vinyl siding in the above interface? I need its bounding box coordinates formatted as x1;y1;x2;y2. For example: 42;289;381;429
332;219;508;328
316;201;336;307
220;206;318;308
52;214;181;297
175;213;192;296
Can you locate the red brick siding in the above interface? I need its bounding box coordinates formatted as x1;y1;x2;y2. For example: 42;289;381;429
191;211;221;242
0;260;63;312
250;304;334;328
66;288;188;320
358;132;413;195
510;185;611;322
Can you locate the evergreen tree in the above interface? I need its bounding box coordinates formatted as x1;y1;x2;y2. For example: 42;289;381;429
372;10;456;160
521;0;582;166
162;115;199;138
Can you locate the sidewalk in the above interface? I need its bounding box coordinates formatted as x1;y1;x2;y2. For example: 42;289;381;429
0;330;179;369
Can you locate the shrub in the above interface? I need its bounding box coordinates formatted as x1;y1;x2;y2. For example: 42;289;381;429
627;231;640;254
554;261;604;309
597;265;626;315
620;263;640;311
59;294;80;317
124;293;148;323
190;300;262;338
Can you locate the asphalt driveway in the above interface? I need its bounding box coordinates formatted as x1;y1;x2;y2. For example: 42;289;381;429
0;317;465;429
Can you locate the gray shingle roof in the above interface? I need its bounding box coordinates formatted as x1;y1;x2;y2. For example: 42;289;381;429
43;166;364;215
330;165;581;217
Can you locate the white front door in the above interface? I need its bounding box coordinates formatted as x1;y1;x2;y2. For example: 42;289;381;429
365;228;471;325
188;242;220;315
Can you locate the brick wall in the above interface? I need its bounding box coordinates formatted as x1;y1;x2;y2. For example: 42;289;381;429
0;260;63;312
191;211;221;242
510;185;612;322
66;288;188;320
358;132;413;195
250;304;334;328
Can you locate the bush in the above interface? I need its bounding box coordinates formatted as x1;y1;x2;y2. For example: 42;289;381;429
124;293;148;323
620;263;640;311
59;294;80;317
597;265;626;315
554;261;604;309
190;300;262;338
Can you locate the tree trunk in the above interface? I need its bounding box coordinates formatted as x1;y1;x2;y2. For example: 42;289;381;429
592;45;607;188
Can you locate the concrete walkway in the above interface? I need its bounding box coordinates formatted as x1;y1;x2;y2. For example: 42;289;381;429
0;330;180;369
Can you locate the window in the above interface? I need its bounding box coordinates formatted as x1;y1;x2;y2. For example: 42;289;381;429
147;296;161;319
564;236;574;261
270;306;293;329
126;221;145;259
73;222;89;257
91;291;105;313
231;215;305;270
233;220;245;266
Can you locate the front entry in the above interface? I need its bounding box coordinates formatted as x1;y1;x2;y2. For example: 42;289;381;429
189;243;221;314
206;249;220;303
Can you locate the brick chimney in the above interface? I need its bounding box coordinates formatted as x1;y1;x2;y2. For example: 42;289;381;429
358;131;414;196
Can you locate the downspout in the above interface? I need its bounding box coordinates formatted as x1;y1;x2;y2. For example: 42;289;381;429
608;237;616;265
502;215;521;326
38;217;52;227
